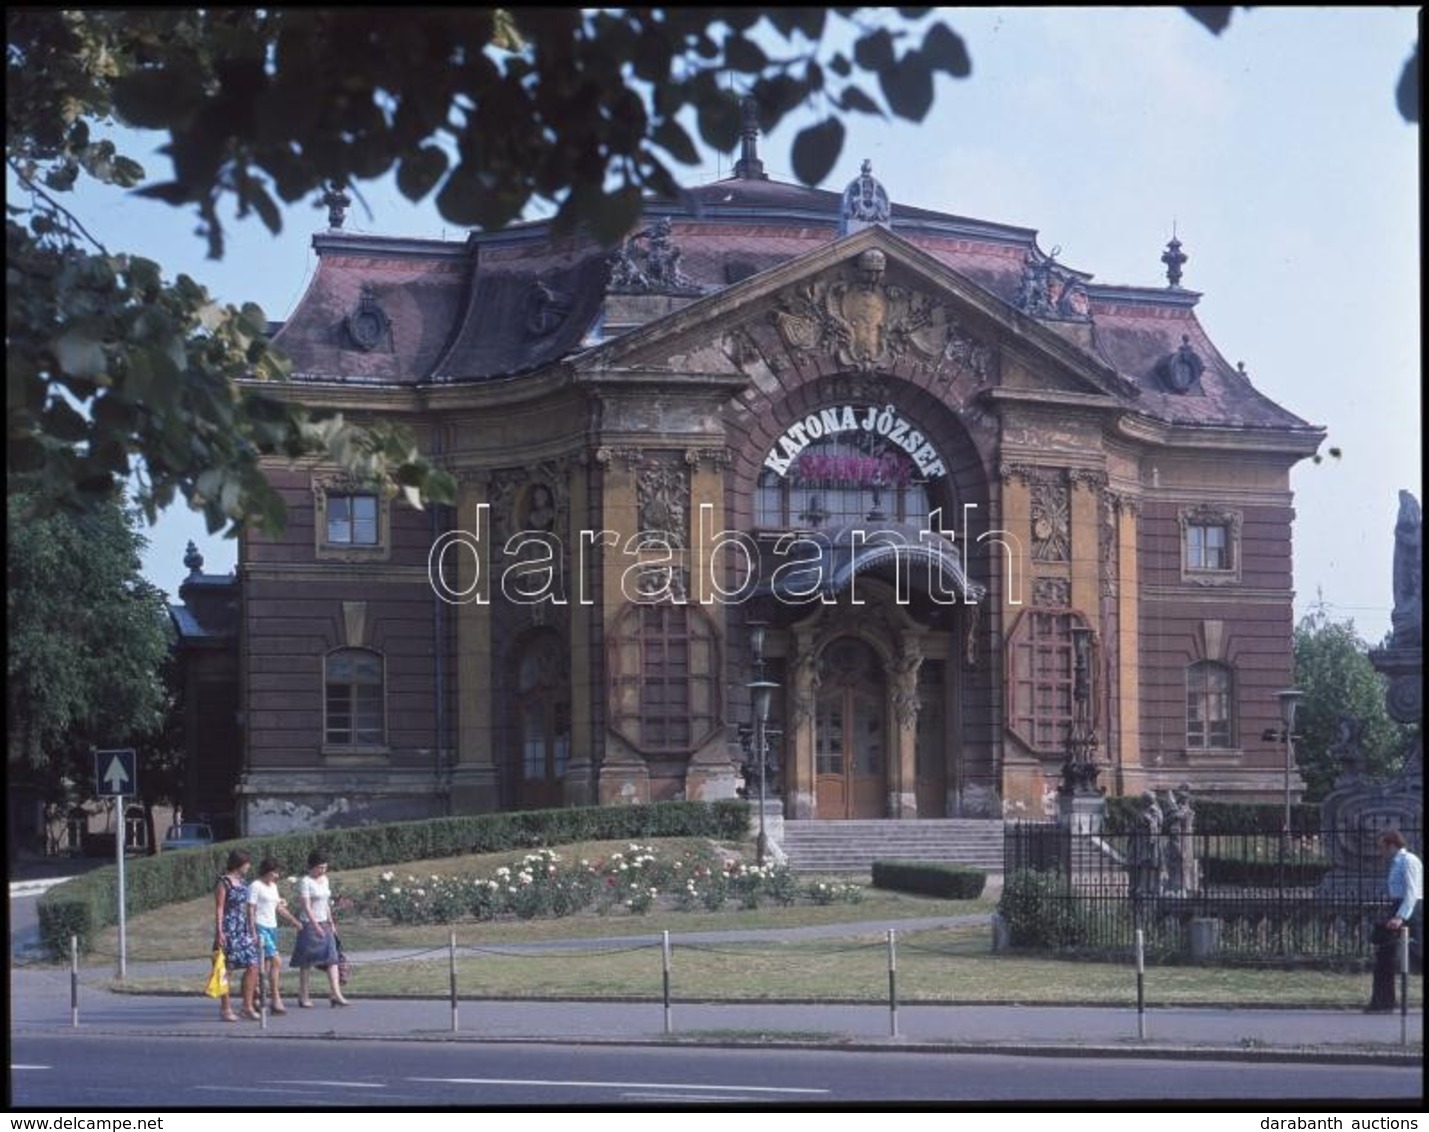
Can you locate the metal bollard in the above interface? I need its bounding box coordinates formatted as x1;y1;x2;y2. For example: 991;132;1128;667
1135;928;1147;1040
71;935;80;1029
1400;926;1410;1048
449;930;459;1034
662;931;673;1035
887;929;898;1037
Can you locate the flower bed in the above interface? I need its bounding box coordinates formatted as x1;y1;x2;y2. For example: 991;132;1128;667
356;844;861;924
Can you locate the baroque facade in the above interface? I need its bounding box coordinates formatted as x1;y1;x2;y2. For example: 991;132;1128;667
229;142;1324;834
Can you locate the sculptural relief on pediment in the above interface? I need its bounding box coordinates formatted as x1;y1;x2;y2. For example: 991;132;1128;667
767;254;995;384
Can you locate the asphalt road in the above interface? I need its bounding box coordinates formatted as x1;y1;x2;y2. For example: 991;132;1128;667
9;1034;1424;1109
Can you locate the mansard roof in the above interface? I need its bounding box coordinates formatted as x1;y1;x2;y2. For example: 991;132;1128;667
267;172;1319;436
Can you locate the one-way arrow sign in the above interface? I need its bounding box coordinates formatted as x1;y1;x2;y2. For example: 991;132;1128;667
94;748;138;797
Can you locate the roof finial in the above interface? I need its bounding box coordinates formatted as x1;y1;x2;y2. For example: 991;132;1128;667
323;181;351;230
1161;231;1187;288
734;98;766;180
183;540;204;576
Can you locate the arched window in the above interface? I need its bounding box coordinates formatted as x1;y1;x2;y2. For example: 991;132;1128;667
325;648;384;746
609;603;719;753
756;431;937;531
1186;661;1234;749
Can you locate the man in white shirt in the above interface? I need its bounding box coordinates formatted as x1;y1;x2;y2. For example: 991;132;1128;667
1367;829;1423;1012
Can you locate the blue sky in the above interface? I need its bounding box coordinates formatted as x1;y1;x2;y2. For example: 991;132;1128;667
70;8;1417;644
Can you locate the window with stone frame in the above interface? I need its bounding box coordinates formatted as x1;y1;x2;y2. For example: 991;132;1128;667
324;648;384;746
326;493;379;545
609;602;719;754
1179;505;1241;583
314;476;391;561
1186;660;1234;750
1006;609;1089;753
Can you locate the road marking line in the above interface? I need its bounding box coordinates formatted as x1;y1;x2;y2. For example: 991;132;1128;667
12;1065;51;1071
193;1086;313;1096
273;1081;386;1089
408;1078;826;1094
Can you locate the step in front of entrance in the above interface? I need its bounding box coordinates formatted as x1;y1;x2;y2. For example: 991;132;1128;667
780;819;1004;874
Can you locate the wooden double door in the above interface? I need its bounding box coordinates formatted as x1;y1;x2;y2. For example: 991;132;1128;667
813;636;949;819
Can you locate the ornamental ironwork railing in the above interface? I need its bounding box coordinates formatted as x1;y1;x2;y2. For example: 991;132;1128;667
1001;819;1422;964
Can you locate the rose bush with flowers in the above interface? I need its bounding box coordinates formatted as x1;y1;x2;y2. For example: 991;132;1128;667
355;843;862;925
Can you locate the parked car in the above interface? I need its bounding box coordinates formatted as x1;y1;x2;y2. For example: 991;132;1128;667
160;823;214;851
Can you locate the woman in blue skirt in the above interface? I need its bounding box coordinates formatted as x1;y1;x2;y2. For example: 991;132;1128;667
289;849;350;1007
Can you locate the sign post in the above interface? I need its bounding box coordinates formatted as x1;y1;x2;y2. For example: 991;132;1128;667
94;749;137;979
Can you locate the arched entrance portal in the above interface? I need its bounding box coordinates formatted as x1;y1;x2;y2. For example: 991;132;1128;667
815;638;886;819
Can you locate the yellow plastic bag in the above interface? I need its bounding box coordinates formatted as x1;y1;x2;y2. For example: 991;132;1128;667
204;949;228;998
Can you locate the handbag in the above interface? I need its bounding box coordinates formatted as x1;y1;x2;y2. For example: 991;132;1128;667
335;935;352;986
205;948;229;998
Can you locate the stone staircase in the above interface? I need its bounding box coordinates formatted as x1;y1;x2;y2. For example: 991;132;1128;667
780;819;1005;875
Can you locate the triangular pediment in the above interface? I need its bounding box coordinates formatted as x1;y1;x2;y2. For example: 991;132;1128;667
572;226;1134;405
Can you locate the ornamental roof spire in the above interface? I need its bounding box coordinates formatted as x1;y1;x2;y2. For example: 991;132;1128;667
733;98;767;180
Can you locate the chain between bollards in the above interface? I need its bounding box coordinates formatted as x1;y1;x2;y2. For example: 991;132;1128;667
70;934;79;1028
1134;928;1146;1040
887;929;898;1037
449;930;459;1034
662;931;672;1035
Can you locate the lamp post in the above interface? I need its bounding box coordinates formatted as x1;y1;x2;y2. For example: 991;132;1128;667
1274;688;1303;836
746;622;780;866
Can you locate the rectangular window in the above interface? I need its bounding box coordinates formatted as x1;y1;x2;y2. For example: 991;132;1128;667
1008;611;1078;753
1186;523;1230;571
325;650;384;745
1186;663;1233;749
327;494;379;545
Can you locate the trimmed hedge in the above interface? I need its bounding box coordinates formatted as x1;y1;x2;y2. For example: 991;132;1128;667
1200;855;1333;888
37;800;748;956
1102;797;1321;836
870;860;986;900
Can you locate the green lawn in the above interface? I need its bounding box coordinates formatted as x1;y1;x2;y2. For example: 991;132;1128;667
94;837;1419;1009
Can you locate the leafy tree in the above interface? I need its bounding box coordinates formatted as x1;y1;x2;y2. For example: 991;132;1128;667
6;9;1415;537
1292;606;1414;799
7;491;174;851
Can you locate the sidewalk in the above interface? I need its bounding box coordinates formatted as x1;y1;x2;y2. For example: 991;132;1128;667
10;925;1422;1064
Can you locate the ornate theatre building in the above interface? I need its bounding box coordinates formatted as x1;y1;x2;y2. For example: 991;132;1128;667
230;133;1324;833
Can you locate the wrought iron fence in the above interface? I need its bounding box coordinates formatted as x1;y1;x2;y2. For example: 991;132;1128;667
1002;819;1422;965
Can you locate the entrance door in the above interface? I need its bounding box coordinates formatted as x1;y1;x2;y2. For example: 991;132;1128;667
814;638;886;819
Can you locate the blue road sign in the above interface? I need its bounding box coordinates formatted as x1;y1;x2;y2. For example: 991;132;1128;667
94;748;138;797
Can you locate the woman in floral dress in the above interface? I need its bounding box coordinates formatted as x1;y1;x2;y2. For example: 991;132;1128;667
212;849;259;1021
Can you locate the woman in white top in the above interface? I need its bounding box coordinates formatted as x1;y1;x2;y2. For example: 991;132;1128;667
289;849;350;1006
247;857;301;1014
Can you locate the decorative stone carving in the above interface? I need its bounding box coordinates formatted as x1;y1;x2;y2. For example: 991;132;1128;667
636;459;688;548
1032;577;1071;608
1156;335;1205;394
1030;479;1071;563
1099;493;1119;600
1013;248;1093;323
1390;490;1422;649
1067;468;1108;493
840;159;891;234
963;601;981;669
607;217;701;295
344;284;391;352
525;279;573;338
771;273;992;379
633;564;688;604
891;638;925;728
684;447;730;470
